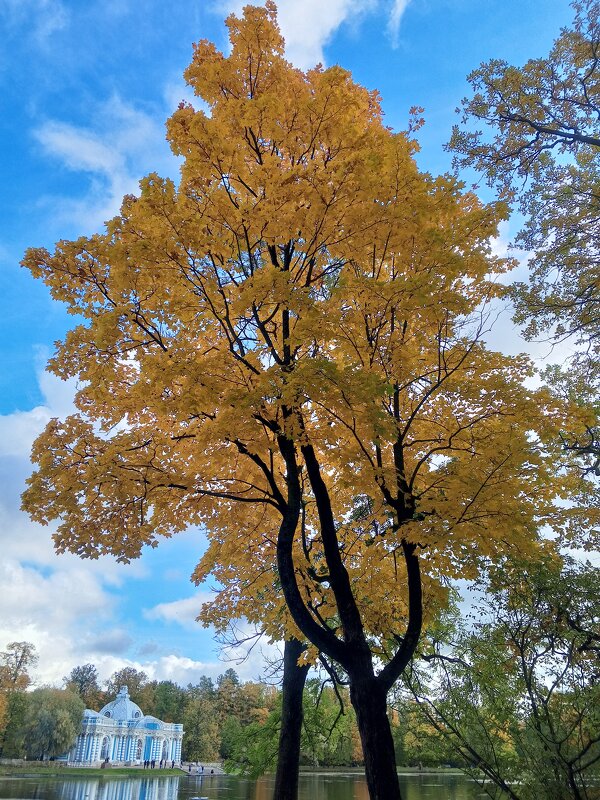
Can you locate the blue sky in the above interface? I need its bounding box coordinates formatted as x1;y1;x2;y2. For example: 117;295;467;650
0;0;574;691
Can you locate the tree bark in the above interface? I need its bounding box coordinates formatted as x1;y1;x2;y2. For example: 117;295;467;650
272;638;310;800
350;674;402;800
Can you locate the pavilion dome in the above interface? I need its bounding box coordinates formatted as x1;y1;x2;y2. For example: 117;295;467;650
99;686;144;721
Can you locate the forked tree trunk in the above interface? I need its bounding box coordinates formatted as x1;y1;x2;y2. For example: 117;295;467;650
276;438;419;800
350;675;402;800
272;638;310;800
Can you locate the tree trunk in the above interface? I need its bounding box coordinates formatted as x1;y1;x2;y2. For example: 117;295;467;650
272;638;310;800
350;676;402;800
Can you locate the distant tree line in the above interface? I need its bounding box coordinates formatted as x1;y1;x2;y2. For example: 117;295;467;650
0;554;599;796
0;651;363;767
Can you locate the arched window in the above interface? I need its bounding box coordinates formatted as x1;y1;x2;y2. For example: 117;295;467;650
100;737;110;760
136;739;143;760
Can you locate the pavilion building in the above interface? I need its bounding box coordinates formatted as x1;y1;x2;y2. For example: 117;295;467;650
66;686;183;765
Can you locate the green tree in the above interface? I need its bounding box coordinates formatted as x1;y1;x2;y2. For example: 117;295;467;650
153;680;187;723
221;711;280;777
187;676;216;701
182;695;221;761
64;664;102;709
105;668;148;706
20;688;84;761
450;0;600;348
0;691;29;758
0;642;37;757
215;670;243;725
409;557;600;799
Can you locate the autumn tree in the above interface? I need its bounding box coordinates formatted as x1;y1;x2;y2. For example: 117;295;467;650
21;4;596;798
0;642;37;692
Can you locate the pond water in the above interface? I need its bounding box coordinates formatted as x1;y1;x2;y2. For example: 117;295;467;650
0;773;490;800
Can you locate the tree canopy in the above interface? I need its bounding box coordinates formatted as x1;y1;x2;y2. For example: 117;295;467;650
20;688;84;761
21;3;597;798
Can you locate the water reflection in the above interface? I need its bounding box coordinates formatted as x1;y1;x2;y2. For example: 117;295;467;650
0;772;486;800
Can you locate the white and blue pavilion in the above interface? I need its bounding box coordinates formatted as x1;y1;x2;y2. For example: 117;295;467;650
67;686;183;765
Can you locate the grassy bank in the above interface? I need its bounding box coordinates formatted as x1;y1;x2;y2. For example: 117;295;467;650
0;764;466;779
0;766;183;778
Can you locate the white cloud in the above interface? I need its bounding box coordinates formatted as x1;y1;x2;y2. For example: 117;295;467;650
144;598;285;681
387;0;411;45
33;94;175;233
0;406;54;459
0;369;149;684
0;363;226;691
85;654;227;685
0;557;119;685
0;0;68;42
276;0;376;70
215;0;416;70
36;123;123;176
0;560;114;630
36;370;79;422
145;593;215;629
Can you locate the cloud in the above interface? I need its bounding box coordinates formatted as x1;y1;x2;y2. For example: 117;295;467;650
0;406;54;459
36;123;123;176
214;0;388;70
0;0;69;42
0;559;113;630
0;363;226;690
91;654;228;685
276;0;377;69
84;629;134;655
140;643;282;684
0;556;121;685
145;593;215;629
387;0;412;45
0;369;146;685
32;94;175;233
144;594;286;680
0;353;78;460
211;1;415;69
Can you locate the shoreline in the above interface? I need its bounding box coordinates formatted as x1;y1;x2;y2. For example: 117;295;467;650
0;764;464;778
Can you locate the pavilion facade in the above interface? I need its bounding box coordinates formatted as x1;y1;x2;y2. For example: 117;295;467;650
66;686;183;765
